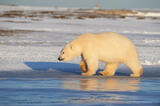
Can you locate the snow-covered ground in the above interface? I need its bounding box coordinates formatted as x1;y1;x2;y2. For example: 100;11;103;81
0;16;160;71
0;6;160;105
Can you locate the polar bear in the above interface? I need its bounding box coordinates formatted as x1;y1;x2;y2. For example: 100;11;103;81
58;32;143;77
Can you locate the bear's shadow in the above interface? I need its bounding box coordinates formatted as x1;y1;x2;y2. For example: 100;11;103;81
25;62;81;75
24;62;130;76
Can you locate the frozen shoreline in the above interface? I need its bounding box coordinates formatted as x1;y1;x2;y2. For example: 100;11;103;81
1;5;160;20
0;5;160;78
0;6;160;106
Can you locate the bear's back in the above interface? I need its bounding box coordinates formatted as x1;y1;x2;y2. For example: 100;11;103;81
96;32;131;43
79;32;137;62
80;32;134;49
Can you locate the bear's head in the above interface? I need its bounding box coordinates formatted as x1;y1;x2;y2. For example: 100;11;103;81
58;42;82;61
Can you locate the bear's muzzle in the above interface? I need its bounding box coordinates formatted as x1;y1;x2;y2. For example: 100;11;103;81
58;57;64;61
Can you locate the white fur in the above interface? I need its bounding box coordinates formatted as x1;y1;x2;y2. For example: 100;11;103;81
59;32;143;77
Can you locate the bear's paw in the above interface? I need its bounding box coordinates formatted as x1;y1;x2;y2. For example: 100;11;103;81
98;71;114;76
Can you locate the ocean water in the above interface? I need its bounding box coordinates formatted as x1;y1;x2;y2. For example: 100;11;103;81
0;0;160;9
0;77;160;106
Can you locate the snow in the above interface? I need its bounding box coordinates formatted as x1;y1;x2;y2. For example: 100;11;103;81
0;5;160;106
0;17;160;70
136;11;160;17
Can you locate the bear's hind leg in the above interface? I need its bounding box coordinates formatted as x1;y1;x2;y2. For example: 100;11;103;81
99;63;119;76
124;59;143;77
130;68;143;77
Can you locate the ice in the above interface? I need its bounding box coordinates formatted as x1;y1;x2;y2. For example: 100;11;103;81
136;11;160;17
0;17;160;67
0;6;160;105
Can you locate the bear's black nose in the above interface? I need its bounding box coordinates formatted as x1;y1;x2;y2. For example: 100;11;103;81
58;57;64;61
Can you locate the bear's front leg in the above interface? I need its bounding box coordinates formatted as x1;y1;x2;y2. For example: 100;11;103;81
99;63;119;76
80;60;87;73
81;58;98;76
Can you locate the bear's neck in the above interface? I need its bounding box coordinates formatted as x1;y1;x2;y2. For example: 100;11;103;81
71;38;83;56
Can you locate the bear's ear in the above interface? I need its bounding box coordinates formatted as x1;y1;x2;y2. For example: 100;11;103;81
70;44;75;50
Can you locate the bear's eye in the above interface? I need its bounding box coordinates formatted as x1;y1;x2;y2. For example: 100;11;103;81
62;52;64;54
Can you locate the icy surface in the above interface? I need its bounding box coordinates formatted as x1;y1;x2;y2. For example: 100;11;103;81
0;6;160;105
0;18;160;68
